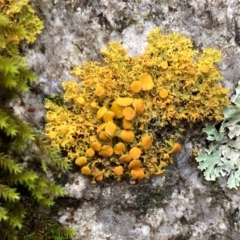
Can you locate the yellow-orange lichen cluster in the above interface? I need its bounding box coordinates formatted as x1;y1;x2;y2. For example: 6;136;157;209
74;93;179;181
44;28;229;182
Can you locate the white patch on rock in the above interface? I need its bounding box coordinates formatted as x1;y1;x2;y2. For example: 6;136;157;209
121;21;156;56
64;173;88;199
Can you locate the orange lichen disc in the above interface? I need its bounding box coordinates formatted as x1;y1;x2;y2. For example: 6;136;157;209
119;154;132;163
200;64;209;73
122;107;136;120
89;135;98;142
103;111;115;122
86;148;95;157
133;99;144;114
139;73;154;90
90;101;98;108
122;118;132;129
131;168;145;180
97;106;108;119
159;88;169;99
98;131;111;142
141;135;153;150
75;157;87;166
105;121;117;137
170;143;182;154
129;147;142;159
95;86;105;96
128;159;142;169
160;61;168;69
90;141;102;151
97;123;107;134
113;166;124;176
119;130;135;142
91;167;100;176
163;153;170;160
95;173;104;181
99;145;114;157
116;97;134;107
76;97;85;105
81;166;91;175
114;142;126;155
131;81;142;93
111;101;124;118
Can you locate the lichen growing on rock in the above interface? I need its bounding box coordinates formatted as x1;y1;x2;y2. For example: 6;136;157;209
196;81;240;189
44;27;229;182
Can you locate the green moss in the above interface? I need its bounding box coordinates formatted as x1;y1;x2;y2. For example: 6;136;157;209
45;27;230;182
0;1;74;239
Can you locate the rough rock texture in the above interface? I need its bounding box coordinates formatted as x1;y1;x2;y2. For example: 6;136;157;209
23;0;240;239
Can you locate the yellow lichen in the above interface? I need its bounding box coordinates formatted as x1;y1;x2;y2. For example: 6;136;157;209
44;27;230;182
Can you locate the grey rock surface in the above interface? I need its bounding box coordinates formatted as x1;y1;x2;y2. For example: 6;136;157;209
23;0;240;239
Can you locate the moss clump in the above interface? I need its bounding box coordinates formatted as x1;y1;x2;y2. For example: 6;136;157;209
0;1;74;239
0;0;43;45
45;28;229;182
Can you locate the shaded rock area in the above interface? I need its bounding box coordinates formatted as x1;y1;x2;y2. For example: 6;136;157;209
21;0;240;239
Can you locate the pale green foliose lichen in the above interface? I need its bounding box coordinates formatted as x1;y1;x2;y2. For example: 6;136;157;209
196;81;240;189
